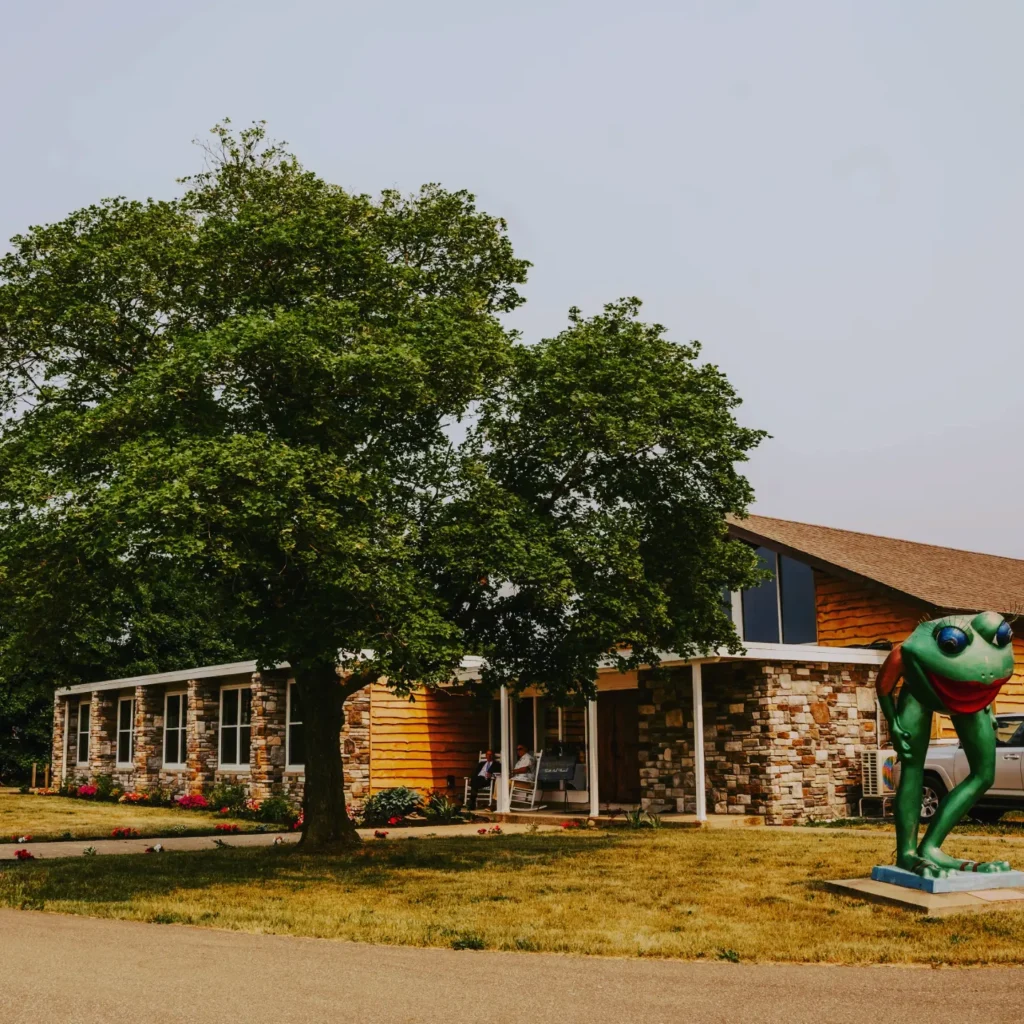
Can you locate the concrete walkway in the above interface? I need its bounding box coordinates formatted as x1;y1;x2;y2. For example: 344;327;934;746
0;820;560;859
0;909;1020;1024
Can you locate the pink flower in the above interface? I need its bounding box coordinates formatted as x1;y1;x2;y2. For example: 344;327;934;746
76;784;97;799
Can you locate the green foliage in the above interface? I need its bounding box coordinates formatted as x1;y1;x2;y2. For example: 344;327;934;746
423;792;465;825
207;783;247;812
257;796;298;825
360;787;422;827
94;775;116;801
0;677;50;786
624;807;662;830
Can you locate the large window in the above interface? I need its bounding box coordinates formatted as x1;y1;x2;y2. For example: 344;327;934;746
164;692;187;767
117;696;136;766
219;685;252;768
286;682;304;769
76;702;91;765
740;546;817;645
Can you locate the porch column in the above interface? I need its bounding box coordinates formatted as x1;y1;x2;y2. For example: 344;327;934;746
498;685;511;813
692;661;707;823
587;698;599;818
52;692;69;786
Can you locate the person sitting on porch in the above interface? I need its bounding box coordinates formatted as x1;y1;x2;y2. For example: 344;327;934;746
468;750;501;807
512;744;535;781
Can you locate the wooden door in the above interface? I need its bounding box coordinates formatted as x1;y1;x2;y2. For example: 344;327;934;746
597;690;641;804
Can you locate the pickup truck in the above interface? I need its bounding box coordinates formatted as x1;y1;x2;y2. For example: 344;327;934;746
921;713;1024;823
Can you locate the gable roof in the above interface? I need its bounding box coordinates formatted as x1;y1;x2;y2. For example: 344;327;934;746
727;513;1024;615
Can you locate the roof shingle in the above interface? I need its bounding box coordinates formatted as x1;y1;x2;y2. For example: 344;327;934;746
727;513;1024;614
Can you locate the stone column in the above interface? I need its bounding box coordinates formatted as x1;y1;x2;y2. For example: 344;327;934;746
186;678;219;793
134;684;164;791
51;692;69;787
250;671;287;799
342;685;371;807
87;690;117;782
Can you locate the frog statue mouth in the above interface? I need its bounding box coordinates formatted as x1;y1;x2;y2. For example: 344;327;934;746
926;670;1010;715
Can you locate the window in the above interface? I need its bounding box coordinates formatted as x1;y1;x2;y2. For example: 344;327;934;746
219;685;252;768
739;546;817;645
286;682;304;769
117;696;136;765
164;692;187;767
76;702;91;765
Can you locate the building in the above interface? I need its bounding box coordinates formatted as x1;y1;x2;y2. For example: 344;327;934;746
50;515;1024;824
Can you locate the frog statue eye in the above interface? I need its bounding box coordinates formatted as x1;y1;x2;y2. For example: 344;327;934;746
995;621;1014;648
934;625;970;655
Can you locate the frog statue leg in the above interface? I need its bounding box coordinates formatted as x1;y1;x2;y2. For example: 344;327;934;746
917;708;1010;874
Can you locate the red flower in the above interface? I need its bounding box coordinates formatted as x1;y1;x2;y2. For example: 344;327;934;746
175;794;209;810
111;827;140;839
76;784;97;798
219;807;230;815
14;849;34;861
387;816;403;825
215;823;240;833
488;826;502;834
477;828;488;835
373;830;388;839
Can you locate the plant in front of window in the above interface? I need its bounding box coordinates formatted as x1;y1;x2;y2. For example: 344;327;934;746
0;122;764;850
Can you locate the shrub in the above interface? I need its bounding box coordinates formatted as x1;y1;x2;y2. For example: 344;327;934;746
175;794;209;810
256;796;297;825
360;787;422;827
94;774;116;801
423;792;464;825
76;784;98;799
207;783;247;813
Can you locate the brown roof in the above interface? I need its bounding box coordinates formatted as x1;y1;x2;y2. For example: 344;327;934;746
727;513;1024;615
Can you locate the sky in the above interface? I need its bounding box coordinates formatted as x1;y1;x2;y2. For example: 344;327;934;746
2;1;1022;555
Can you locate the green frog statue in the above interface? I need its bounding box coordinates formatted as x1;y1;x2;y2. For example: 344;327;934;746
875;611;1016;880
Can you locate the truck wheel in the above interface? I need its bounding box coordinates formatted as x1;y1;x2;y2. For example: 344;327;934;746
920;776;946;822
968;807;1005;824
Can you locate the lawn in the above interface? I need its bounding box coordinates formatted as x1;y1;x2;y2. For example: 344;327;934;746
0;792;281;842
4;827;1024;964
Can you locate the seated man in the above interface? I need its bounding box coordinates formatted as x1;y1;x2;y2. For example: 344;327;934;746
512;743;535;783
468;749;500;808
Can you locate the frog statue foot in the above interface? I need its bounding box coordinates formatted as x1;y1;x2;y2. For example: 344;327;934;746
876;613;1017;882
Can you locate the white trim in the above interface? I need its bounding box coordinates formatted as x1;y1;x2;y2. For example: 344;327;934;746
218;683;253;770
162;691;188;768
286;681;304;771
692;662;707;823
116;695;136;768
60;660;268;696
76;701;91;767
587;699;600;818
498;685;511;813
649;641;888;668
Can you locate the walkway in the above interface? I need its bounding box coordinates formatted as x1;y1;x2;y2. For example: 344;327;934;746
0;909;1019;1024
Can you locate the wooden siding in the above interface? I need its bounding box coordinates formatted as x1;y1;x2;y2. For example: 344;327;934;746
813;568;1024;728
369;683;488;794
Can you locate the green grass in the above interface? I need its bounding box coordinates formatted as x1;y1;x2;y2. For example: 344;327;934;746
804;812;1024;838
4;827;1024;964
0;792;282;843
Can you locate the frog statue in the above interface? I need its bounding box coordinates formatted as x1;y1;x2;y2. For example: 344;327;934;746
876;611;1015;878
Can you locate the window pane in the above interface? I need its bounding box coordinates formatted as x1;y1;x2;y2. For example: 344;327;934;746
119;699;132;731
78;731;89;764
166;695;181;731
164;726;176;764
221;725;236;765
779;555;816;644
118;730;130;764
289;722;304;767
289;684;302;725
240;689;252;726
741;547;780;643
240;726;251;763
222;688;238;727
178;728;188;766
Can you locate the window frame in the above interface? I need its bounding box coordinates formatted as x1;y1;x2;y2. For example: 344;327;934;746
286;680;304;771
733;546;817;646
218;683;252;771
163;690;188;769
116;695;137;767
76;701;91;766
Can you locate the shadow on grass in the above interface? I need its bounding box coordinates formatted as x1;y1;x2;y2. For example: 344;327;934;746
0;832;627;910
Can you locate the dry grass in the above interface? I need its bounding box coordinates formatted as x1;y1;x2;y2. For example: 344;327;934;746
4;827;1024;964
0;793;268;842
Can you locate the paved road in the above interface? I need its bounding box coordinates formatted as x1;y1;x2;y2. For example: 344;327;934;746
0;910;1020;1024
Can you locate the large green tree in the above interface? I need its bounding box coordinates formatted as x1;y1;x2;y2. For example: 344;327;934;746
0;123;763;845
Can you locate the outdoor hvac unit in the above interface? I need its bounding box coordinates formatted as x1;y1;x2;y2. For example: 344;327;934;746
861;749;897;797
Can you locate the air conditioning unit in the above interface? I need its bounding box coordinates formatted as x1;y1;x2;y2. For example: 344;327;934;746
861;749;897;797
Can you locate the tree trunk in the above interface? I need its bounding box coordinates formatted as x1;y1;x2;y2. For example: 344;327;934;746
294;660;361;848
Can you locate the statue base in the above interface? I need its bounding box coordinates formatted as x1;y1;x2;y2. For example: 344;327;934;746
826;874;1024;916
870;864;1024;893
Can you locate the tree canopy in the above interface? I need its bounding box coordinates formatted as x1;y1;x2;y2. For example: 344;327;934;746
0;122;764;843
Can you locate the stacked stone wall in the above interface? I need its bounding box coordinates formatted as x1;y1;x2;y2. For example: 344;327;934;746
250;672;287;799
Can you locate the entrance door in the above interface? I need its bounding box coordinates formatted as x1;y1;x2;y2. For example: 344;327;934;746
597;690;641;804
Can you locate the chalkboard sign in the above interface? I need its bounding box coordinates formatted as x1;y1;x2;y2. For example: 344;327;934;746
537;754;578;783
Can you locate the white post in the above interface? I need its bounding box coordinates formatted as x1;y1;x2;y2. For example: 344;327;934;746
499;685;511;813
587;697;600;818
692;661;707;823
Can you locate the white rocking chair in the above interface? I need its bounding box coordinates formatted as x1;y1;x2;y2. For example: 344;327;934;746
464;752;500;810
508;751;545;811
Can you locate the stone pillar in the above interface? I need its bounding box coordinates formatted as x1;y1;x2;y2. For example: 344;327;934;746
51;692;69;786
342;685;371;807
638;667;697;813
87;690;117;782
250;672;287;799
134;685;163;790
186;678;219;793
